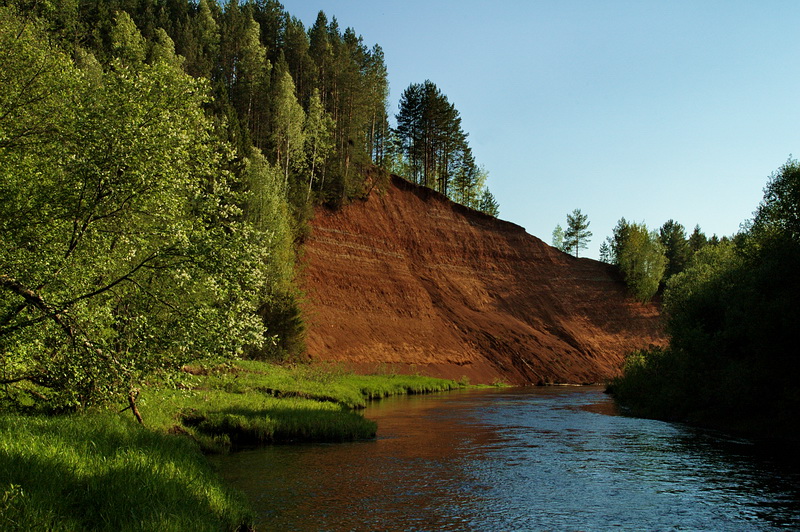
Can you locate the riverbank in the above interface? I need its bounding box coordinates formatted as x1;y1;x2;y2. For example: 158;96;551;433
606;349;800;447
0;361;465;530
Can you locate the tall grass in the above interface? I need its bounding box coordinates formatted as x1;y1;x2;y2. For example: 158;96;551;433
0;413;253;531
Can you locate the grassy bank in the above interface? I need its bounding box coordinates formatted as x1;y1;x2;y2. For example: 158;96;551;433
0;413;254;531
1;362;463;530
139;360;464;451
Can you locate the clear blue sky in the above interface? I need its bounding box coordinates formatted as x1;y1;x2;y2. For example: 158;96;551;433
283;0;800;258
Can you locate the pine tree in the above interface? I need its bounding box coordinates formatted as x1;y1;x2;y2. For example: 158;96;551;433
395;80;471;196
189;0;220;78
599;241;611;263
564;209;592;257
478;188;500;217
659;219;690;280
688;224;708;253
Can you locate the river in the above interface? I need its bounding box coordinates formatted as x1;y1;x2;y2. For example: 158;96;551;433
212;386;800;530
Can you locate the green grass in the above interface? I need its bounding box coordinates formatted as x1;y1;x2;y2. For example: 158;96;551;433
0;413;253;532
138;360;464;451
0;361;464;530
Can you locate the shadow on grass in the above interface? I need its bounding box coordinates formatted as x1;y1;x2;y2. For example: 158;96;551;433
0;414;253;531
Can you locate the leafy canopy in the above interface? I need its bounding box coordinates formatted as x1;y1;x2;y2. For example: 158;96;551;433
0;7;268;411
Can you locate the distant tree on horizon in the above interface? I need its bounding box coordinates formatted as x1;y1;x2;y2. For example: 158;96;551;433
552;224;566;252
563;209;592;257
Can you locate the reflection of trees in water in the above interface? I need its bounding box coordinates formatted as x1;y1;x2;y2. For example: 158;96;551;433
215;388;800;530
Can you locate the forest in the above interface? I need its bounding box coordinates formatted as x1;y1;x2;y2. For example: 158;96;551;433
0;0;498;413
608;160;800;438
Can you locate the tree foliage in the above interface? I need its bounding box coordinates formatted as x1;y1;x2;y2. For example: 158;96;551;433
395;79;499;214
610;160;800;434
552;224;567;252
658;219;691;282
563;209;592;257
0;0;501;414
0;7;268;410
613;220;666;302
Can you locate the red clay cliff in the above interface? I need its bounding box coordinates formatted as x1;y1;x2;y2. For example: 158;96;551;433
300;175;665;385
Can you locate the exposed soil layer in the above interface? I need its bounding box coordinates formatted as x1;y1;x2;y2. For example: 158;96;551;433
300;175;665;385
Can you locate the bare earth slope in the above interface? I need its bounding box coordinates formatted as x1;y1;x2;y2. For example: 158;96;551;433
301;175;665;385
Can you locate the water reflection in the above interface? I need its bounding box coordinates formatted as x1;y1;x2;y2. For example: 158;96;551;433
214;387;800;530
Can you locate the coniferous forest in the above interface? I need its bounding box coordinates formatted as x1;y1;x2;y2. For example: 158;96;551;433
0;0;499;412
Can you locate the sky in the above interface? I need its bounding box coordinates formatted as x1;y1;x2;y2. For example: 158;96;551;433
283;0;800;258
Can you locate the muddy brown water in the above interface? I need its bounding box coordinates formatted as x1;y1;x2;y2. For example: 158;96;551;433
212;387;800;530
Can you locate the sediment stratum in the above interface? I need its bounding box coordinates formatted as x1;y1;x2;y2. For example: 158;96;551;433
301;175;665;385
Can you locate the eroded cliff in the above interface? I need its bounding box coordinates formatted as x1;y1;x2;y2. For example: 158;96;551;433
300;175;665;385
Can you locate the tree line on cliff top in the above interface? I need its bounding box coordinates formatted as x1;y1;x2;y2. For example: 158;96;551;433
0;0;498;414
553;207;724;303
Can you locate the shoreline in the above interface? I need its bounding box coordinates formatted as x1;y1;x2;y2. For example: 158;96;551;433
0;361;466;530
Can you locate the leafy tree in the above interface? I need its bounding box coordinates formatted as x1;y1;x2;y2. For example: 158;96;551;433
242;150;304;359
552;225;567;252
752;158;800;243
303;88;335;203
617;223;667;302
270;68;306;190
563;209;592;257
0;8;267;413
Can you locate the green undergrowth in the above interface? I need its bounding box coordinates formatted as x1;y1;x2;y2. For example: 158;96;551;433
0;413;254;532
0;361;462;530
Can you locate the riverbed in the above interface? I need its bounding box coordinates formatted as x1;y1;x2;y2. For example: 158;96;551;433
213;386;800;530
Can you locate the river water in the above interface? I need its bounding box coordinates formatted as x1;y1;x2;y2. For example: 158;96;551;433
213;387;800;530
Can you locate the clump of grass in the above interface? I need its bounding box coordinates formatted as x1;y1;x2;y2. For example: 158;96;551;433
138;360;462;451
345;373;465;400
0;413;253;532
139;387;377;451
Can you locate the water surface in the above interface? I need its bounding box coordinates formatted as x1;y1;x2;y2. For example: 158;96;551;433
214;387;800;530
